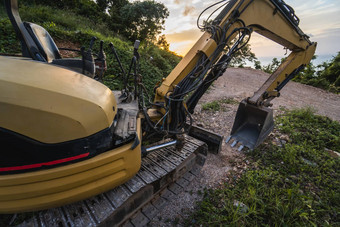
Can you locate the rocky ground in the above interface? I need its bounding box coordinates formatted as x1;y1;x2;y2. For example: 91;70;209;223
149;67;340;226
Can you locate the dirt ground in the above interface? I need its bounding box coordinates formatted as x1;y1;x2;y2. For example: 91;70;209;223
201;68;340;121
149;67;340;226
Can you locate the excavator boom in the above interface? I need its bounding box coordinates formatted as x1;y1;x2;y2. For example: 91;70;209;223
151;0;316;149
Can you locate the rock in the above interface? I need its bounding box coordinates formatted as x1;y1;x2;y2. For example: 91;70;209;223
233;200;249;213
280;140;287;145
272;138;282;146
301;157;317;167
279;134;289;141
325;148;340;158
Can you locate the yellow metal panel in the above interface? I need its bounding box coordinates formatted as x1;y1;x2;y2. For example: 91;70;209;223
266;43;317;92
154;32;212;101
230;0;310;50
0;158;125;200
248;43;316;104
1;170;127;213
200;39;218;59
0;56;117;143
0;118;142;213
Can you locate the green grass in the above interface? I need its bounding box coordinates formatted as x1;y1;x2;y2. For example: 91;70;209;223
186;108;340;226
20;5;110;36
0;4;181;97
219;98;239;105
202;100;221;111
202;98;239;111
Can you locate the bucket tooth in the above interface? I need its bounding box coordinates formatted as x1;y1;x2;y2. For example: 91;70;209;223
237;145;244;152
225;136;232;144
231;140;238;147
230;99;274;150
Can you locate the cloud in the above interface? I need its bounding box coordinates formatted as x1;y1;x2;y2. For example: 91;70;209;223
165;28;206;55
160;0;340;56
183;5;195;16
165;28;200;55
166;28;202;42
168;41;194;56
313;27;340;38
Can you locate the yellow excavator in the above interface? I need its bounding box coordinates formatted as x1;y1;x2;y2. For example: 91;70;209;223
0;0;316;224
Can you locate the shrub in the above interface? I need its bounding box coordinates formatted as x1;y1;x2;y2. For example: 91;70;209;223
187;108;340;226
293;54;340;93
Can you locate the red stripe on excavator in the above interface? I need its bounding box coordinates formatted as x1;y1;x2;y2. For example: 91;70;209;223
0;153;90;172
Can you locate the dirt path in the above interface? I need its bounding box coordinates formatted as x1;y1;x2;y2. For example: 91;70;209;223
149;68;340;226
201;68;340;121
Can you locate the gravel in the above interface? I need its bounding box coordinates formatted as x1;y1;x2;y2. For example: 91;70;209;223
148;67;340;226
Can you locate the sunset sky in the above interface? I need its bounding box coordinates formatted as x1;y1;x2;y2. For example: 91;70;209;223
155;0;340;60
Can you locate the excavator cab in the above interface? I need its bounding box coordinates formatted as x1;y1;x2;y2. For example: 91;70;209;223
4;0;96;77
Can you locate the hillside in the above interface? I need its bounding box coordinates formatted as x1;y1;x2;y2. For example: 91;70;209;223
0;3;181;95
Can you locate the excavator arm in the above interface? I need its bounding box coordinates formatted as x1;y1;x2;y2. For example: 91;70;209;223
148;0;316;149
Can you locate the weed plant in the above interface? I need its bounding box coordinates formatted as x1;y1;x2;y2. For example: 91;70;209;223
202;98;238;111
187;108;340;226
202;100;221;111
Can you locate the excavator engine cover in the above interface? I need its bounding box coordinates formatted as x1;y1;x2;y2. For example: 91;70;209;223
230;100;274;149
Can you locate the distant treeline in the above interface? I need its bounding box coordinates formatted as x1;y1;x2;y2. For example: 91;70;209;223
252;54;340;94
295;53;340;93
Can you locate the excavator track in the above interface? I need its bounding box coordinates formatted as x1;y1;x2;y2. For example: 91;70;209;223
16;136;207;227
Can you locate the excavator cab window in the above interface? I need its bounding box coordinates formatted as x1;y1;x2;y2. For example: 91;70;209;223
4;0;96;77
23;22;62;62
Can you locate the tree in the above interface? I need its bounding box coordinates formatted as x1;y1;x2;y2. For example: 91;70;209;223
254;60;262;70
108;0;129;33
97;0;109;13
262;57;286;74
320;52;340;87
229;43;257;67
292;53;339;93
156;34;169;51
120;0;169;42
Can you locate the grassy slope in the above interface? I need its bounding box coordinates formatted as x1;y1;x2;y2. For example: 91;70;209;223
0;4;181;95
186;108;339;226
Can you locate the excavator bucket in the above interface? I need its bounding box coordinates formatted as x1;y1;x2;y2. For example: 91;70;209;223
229;100;274;150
